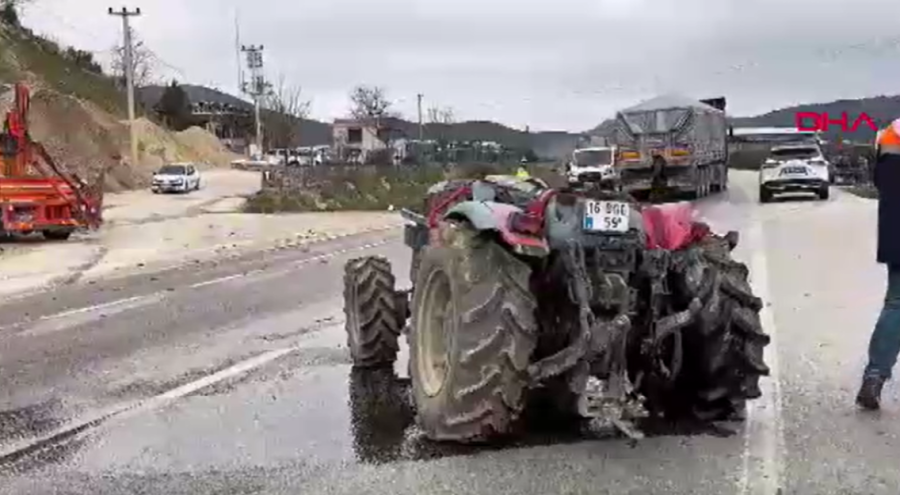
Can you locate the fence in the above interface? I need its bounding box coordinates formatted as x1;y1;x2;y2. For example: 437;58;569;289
260;164;415;193
257;161;546;194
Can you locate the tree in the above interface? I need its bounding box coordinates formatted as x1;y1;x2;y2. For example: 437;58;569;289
110;28;156;88
0;0;32;26
261;75;311;149
64;47;103;74
155;80;193;131
428;106;455;163
348;85;396;124
427;105;455;125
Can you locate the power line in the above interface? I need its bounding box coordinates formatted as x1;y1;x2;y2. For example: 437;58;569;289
142;46;188;79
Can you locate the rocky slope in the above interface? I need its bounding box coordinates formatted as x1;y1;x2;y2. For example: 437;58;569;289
0;21;239;192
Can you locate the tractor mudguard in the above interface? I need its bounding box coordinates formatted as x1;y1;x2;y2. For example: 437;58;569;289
641;202;711;250
444;200;549;256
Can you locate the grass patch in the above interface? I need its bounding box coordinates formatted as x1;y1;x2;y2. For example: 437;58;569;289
3;27;125;116
842;184;878;199
243;163;546;213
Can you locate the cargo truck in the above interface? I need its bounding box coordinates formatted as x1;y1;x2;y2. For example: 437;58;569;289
610;94;729;198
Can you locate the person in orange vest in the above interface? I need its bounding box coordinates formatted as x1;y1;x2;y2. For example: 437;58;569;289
857;119;900;409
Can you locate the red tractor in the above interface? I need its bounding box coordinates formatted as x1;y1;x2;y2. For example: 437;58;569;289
343;175;769;443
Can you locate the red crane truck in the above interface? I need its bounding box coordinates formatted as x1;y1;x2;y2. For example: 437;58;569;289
0;82;103;240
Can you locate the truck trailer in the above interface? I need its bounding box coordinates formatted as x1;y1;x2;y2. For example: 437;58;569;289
610;94;729;198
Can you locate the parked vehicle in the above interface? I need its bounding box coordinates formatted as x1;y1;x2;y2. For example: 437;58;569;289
151;163;201;194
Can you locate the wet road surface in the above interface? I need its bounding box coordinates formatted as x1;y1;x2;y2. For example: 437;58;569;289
1;172;898;494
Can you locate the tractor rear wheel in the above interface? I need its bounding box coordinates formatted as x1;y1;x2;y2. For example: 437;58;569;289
408;221;538;442
343;256;404;368
669;233;771;421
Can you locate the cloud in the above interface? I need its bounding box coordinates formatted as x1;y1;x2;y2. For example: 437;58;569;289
19;0;900;131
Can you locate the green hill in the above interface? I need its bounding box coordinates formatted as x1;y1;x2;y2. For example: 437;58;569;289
0;20;125;116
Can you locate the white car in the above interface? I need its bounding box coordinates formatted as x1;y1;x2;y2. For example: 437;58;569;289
151;163;201;194
567;146;620;187
758;144;830;203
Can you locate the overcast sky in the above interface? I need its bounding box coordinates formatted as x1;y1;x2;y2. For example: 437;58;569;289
19;0;900;131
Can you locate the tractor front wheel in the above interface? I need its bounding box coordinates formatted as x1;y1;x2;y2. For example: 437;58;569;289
343;256;404;368
409;221;538;442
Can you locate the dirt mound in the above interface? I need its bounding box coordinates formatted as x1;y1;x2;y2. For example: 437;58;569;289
175;127;236;167
26;87;130;190
2;84;240;192
133;119;239;171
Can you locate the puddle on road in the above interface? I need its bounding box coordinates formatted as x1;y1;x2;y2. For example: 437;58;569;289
14;352;742;475
0;399;65;447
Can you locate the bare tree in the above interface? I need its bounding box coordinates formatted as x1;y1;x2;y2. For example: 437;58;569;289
110;27;156;88
427;105;455;125
1;0;32;10
262;75;311;149
428;105;455;142
348;85;396;124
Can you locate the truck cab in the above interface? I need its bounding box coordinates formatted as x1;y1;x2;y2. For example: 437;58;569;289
566;146;619;186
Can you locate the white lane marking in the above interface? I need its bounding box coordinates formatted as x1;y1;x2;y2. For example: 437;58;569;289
0;344;303;462
189;273;247;288
739;217;785;495
48;295;149;319
4;239;394;332
23;293;167;337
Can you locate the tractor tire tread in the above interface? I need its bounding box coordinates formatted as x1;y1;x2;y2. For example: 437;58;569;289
344;256;403;368
409;222;537;443
671;234;772;420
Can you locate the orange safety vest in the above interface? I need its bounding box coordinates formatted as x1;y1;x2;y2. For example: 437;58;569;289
876;120;900;147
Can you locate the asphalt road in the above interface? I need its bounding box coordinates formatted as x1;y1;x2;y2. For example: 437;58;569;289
1;172;898;495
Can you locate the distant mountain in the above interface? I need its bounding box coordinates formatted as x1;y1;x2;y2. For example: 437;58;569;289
377;118;582;157
136;84;248;110
730;95;899;142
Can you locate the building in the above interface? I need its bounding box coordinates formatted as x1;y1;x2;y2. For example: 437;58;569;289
188;100;252;151
136;84;254;153
332;118;406;164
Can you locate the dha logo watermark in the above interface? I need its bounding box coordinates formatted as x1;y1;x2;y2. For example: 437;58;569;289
795;112;878;133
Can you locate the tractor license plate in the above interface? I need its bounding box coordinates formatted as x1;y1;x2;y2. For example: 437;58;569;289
583;200;630;233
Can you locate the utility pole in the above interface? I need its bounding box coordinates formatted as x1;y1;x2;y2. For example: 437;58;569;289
241;44;266;156
234;9;244;97
108;6;142;169
417;93;424;141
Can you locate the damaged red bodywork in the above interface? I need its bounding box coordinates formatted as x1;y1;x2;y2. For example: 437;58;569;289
423;178;711;254
641;202;710;250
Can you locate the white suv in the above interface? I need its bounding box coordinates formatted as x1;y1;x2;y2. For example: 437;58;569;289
758;144;830;203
